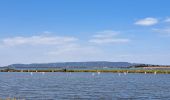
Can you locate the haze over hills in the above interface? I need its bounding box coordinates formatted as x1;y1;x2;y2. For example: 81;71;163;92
5;61;135;69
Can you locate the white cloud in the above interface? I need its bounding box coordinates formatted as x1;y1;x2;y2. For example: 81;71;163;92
153;27;170;36
1;35;78;46
46;44;104;61
89;38;129;44
165;18;170;22
135;17;158;26
89;30;130;44
93;30;119;38
0;34;106;65
0;31;131;66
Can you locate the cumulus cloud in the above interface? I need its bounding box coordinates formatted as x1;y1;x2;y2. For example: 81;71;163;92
89;30;130;44
135;17;158;26
1;35;78;46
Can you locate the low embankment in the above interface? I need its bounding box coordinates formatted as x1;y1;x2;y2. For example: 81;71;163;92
1;69;170;74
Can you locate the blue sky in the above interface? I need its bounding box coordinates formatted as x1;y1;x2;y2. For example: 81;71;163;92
0;0;170;66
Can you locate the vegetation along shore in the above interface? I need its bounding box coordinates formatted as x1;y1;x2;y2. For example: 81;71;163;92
1;68;170;74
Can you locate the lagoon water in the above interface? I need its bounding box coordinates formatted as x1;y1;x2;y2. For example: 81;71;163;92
0;72;170;100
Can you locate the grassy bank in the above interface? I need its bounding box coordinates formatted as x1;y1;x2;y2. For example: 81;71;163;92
1;69;170;74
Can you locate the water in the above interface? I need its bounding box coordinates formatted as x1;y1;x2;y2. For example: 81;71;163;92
0;72;170;100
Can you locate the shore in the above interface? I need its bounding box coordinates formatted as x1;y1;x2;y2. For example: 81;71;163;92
1;69;170;74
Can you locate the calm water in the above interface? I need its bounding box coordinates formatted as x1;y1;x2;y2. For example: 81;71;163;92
0;72;170;100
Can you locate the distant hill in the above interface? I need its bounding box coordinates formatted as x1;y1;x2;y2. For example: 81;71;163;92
6;61;134;69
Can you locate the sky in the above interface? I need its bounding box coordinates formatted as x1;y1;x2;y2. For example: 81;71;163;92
0;0;170;66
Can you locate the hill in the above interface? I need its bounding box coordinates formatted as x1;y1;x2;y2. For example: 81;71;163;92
6;61;134;69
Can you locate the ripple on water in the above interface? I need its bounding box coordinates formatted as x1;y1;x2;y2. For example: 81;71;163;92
0;73;170;99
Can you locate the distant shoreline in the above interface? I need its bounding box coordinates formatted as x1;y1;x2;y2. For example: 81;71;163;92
1;69;170;74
